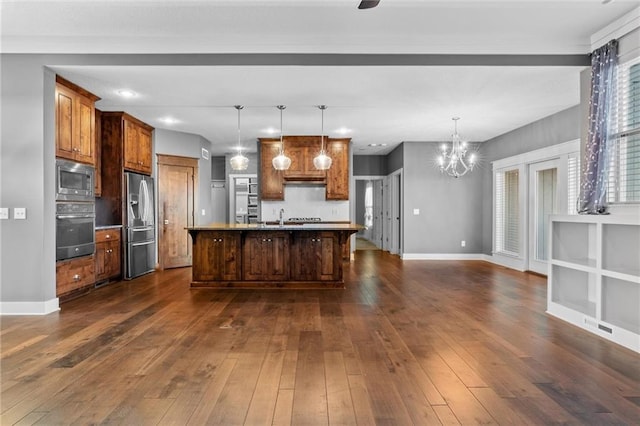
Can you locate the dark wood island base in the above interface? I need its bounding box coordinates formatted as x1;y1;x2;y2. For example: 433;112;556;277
187;224;361;289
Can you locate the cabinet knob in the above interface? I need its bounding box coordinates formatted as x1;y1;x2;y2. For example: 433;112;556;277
219;238;223;242
73;274;80;281
262;239;266;242
106;234;111;239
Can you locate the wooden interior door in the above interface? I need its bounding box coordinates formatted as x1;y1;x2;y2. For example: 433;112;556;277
158;154;198;269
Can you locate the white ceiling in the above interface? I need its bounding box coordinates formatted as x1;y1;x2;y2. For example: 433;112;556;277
3;0;638;155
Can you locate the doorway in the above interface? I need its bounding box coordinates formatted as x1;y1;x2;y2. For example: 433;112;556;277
158;154;198;270
528;159;561;274
389;169;403;256
354;177;383;250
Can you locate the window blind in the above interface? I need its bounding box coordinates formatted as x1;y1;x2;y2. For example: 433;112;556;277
568;154;580;214
495;169;519;255
608;58;640;203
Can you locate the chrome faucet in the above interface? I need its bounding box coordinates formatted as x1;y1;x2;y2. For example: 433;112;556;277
279;208;285;226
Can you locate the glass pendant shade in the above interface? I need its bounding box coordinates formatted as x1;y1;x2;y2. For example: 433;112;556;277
230;152;249;170
313;105;332;170
230;105;250;171
313;151;332;170
272;153;292;170
438;117;476;178
272;105;291;170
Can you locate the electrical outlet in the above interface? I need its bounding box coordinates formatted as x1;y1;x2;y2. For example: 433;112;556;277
14;207;26;220
461;240;466;247
0;208;8;220
201;209;206;216
413;208;420;215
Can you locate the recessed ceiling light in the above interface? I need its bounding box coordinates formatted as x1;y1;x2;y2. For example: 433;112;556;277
336;127;351;135
368;143;388;147
159;117;179;125
117;89;137;98
264;127;278;135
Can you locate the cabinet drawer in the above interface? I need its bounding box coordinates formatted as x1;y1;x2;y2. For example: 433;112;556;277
96;228;121;243
56;255;95;296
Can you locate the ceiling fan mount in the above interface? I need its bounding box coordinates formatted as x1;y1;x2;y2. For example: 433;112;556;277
358;0;380;10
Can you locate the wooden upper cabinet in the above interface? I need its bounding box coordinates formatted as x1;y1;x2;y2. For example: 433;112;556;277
282;136;325;181
123;116;153;175
259;136;350;201
55;76;99;165
326;139;350;200
259;139;285;201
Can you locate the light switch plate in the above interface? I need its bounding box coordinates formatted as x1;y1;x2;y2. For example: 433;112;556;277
0;208;8;219
14;207;26;220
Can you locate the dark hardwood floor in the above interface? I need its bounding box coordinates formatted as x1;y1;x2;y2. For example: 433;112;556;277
2;251;639;425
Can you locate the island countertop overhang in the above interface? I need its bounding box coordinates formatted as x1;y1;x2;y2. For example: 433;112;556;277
186;222;363;232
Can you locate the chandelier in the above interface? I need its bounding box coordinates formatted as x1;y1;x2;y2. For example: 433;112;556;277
438;117;476;178
229;105;249;171
313;105;332;170
272;105;291;170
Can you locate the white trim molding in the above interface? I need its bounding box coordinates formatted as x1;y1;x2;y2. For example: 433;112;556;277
402;253;486;260
591;6;640;51
1;298;60;315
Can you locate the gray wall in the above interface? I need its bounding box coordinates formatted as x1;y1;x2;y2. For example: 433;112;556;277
154;128;213;225
479;106;582;254
387;144;404;173
401;142;484;254
353;155;387;176
1;56;58;305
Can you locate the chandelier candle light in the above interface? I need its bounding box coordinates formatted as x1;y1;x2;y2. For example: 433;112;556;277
230;105;249;171
438;117;476;178
272;105;292;170
313;105;332;170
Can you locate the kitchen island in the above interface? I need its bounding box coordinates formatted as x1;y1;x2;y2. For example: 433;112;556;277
187;223;361;289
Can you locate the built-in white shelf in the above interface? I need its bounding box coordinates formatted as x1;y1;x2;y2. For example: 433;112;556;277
548;214;640;353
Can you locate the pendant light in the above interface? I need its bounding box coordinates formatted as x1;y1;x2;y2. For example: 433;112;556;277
230;105;249;171
313;105;332;170
272;105;291;170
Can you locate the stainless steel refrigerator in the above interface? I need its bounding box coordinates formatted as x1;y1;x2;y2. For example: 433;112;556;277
125;172;155;279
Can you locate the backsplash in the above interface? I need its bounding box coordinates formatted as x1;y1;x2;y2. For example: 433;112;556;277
261;185;349;221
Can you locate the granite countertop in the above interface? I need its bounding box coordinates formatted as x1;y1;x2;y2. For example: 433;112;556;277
186;222;362;231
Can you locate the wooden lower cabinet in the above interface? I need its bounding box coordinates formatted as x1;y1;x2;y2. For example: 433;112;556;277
56;255;95;298
291;231;340;281
95;228;121;283
192;232;242;281
243;232;290;280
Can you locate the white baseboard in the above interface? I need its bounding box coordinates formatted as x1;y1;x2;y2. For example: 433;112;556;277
402;253;486;260
400;253;527;272
0;298;60;315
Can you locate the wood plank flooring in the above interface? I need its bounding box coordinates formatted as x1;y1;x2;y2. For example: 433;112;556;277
2;251;639;425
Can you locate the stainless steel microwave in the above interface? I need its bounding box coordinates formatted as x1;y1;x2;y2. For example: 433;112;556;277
55;158;95;202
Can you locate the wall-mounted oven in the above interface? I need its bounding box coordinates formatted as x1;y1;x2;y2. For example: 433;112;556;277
56;202;95;261
55;158;94;202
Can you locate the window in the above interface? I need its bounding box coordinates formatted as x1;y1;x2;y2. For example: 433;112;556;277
495;168;520;256
608;58;640;204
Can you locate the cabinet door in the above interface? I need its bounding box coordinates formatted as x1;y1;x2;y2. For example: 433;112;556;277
243;235;267;280
291;232;318;280
106;240;121;279
326;139;350;200
259;140;284;200
123;120;140;172
75;94;95;164
138;127;153;175
291;232;339;281
265;232;290;280
283;145;305;178
193;232;240;281
95;242;108;281
55;84;75;160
